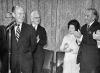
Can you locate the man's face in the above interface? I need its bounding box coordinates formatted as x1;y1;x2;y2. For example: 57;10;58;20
31;11;40;26
85;10;95;24
14;7;25;24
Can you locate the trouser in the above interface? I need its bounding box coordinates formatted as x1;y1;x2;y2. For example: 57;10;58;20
33;54;44;73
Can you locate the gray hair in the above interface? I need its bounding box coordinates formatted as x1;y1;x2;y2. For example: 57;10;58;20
87;8;99;21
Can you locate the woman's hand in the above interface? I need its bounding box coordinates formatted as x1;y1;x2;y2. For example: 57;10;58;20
73;30;81;38
63;43;74;52
63;43;70;52
67;49;73;52
64;43;69;49
65;48;73;53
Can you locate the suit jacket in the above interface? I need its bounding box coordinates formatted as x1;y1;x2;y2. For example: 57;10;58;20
33;24;47;56
0;26;9;73
0;26;8;60
10;22;36;73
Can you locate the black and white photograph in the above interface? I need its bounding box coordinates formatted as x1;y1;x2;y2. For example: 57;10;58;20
0;0;100;73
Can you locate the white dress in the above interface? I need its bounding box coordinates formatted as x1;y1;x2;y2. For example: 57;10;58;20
60;34;80;73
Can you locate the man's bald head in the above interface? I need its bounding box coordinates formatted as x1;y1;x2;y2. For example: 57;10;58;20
31;10;40;18
31;10;40;26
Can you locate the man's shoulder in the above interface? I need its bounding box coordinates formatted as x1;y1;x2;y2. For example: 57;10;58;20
38;25;46;31
23;22;33;28
0;25;6;32
81;24;87;29
23;22;30;27
93;21;100;26
93;21;100;29
23;22;35;32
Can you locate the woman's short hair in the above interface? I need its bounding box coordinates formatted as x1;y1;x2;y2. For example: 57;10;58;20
68;19;80;31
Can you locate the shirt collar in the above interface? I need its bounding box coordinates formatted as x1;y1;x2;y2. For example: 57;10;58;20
32;24;38;30
15;23;22;31
89;21;94;27
19;23;22;30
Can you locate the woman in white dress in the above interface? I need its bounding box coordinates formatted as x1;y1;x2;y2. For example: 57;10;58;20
60;19;80;73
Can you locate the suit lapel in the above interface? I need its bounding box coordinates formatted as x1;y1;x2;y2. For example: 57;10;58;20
87;21;98;34
36;25;38;36
89;21;96;30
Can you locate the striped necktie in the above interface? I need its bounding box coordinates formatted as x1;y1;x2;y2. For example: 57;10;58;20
16;24;20;41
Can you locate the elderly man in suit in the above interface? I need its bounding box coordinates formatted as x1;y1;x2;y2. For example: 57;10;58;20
9;6;37;73
76;8;100;73
0;25;8;73
30;10;47;73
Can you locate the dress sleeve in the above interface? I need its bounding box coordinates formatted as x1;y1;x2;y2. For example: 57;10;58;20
72;43;79;54
76;35;83;45
60;36;68;51
70;38;79;54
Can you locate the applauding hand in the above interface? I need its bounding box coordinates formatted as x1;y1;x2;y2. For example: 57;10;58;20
73;29;81;38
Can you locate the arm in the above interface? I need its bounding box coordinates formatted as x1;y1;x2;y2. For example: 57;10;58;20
60;36;73;52
37;28;47;48
76;35;83;45
60;36;69;51
75;26;84;64
74;30;82;38
73;31;83;46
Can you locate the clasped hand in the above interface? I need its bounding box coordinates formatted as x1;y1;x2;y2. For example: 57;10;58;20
73;29;81;38
63;43;73;52
93;30;100;41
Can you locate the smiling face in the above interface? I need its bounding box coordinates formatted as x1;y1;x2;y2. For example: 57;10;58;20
68;24;75;34
31;11;40;26
13;6;25;24
85;9;95;24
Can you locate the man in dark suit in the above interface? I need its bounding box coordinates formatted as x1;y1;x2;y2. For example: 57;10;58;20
0;11;15;73
0;25;8;73
9;6;37;73
76;8;100;73
30;10;47;73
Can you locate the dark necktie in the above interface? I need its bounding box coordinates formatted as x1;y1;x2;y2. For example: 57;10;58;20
87;24;90;31
87;24;92;34
16;24;20;41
